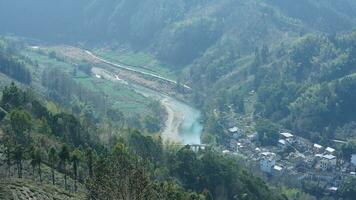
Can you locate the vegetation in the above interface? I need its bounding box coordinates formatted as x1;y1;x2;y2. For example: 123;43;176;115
0;83;283;199
0;42;31;84
1;1;356;199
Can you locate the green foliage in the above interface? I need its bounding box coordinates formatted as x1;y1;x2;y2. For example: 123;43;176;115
127;130;162;163
0;44;31;84
9;108;32;144
339;177;356;200
1;82;26;110
256;119;279;146
340;140;356;161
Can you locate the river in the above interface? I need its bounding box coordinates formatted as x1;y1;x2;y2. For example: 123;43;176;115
91;66;203;145
129;84;203;145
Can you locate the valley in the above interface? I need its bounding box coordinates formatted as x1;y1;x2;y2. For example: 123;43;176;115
1;0;356;199
25;43;203;144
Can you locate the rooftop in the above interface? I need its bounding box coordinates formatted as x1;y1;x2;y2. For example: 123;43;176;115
278;139;286;145
326;147;335;153
274;165;283;171
315;154;324;158
314;143;323;149
228;127;239;133
222;150;230;154
280;132;293;138
323;154;336;160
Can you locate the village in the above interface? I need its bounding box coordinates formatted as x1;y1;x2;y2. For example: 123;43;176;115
221;125;356;194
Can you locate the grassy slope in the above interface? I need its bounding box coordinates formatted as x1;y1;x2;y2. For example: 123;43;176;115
0;179;84;200
94;48;177;80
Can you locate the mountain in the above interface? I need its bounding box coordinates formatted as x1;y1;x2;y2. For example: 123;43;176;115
1;0;356;65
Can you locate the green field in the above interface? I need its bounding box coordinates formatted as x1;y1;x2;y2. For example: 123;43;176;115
94;49;177;80
21;48;152;114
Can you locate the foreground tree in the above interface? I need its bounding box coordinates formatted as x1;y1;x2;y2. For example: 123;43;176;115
34;148;43;182
13;145;24;178
3;136;13;176
86;143;153;199
71;149;81;192
85;147;93;178
48;147;57;185
10;108;32;145
58;145;70;190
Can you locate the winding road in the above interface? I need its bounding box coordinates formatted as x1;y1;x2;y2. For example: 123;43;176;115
85;50;192;90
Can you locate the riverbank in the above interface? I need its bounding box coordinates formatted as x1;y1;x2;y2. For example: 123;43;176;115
91;60;202;144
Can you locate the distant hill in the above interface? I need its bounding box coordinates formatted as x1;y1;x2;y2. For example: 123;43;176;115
1;0;356;65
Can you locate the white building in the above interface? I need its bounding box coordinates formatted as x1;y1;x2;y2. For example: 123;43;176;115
229;127;238;133
228;126;242;139
313;143;323;153
320;154;337;171
280;132;294;143
260;152;276;174
278;139;287;150
325;147;335;154
273;165;284;176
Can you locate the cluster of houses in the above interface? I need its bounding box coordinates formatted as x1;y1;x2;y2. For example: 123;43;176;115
225;126;356;191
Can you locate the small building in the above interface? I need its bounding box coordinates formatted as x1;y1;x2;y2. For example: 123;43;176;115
320;154;337;171
273;165;284;175
313;143;323;153
228;126;243;139
260;152;276;174
222;150;230;154
278;139;287;150
229;127;238;133
325;147;335;154
189;144;208;152
351;154;356;166
280;132;294;143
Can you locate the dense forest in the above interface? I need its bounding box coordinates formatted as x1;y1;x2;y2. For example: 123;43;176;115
199;30;356;146
0;40;31;84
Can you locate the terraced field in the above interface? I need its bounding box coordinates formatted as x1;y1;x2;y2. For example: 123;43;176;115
0;179;84;200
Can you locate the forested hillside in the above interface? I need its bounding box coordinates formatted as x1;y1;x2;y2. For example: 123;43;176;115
199;30;356;145
0;83;285;200
1;0;356;66
0;40;31;84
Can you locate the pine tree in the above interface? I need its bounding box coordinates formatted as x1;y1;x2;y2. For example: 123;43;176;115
48;147;57;185
71;149;81;192
58;145;70;190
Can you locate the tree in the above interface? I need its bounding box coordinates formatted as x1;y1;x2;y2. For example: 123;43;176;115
58;145;70;190
48;147;57;185
1;82;23;110
34;148;43;182
71;149;81;192
13;145;24;178
86;143;154;199
3;136;13;176
256;119;279;146
10;109;32;145
85;147;93;178
29;146;37;176
339;177;356;200
340;140;356;161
